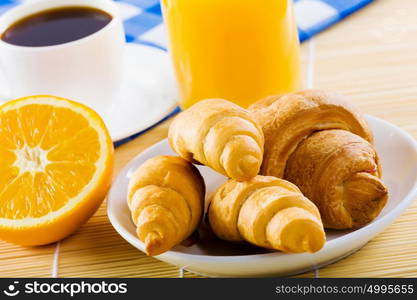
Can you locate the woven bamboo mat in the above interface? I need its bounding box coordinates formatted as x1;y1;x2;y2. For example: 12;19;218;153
1;0;417;277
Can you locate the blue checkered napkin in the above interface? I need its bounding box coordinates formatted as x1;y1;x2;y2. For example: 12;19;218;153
294;0;374;41
0;0;374;46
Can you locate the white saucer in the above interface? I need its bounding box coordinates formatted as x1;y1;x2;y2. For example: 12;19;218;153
0;43;178;143
107;115;417;277
103;43;178;142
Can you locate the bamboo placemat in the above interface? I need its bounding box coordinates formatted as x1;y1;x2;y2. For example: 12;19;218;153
1;0;417;278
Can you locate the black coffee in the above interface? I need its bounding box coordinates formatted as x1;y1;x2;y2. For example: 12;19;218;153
1;6;112;47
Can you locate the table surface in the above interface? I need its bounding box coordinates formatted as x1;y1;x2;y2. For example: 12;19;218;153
2;0;417;278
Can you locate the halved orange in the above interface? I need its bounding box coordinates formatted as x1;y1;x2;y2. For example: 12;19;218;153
0;95;113;246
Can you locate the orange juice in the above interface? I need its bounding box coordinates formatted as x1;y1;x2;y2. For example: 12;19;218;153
161;0;301;109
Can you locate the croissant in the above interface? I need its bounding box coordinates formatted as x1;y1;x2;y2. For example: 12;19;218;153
208;175;326;253
249;89;373;178
285;130;388;229
168;99;264;181
127;155;205;256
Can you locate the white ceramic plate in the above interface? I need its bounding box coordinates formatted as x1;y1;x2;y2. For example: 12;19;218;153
107;115;417;277
103;43;178;142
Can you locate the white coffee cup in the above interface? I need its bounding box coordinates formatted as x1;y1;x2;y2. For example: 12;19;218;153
0;0;125;117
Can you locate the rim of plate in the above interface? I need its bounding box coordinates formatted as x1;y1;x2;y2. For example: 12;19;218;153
111;104;178;142
107;114;417;262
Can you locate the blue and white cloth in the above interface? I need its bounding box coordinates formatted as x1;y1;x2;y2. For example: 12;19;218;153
294;0;373;41
0;0;374;47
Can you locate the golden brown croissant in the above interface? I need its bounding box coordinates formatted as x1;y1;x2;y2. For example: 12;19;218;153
249;89;373;178
285;130;388;229
127;155;205;256
168;99;264;181
208;175;326;253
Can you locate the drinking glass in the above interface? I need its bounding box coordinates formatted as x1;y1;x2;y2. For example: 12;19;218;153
161;0;301;109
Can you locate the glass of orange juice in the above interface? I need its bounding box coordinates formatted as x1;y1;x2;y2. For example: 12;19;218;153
161;0;301;109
